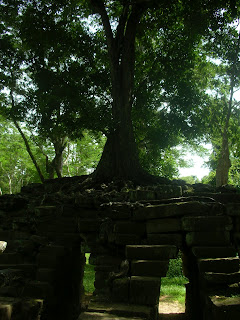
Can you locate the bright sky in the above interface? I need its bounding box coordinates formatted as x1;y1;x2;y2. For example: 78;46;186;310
178;153;210;180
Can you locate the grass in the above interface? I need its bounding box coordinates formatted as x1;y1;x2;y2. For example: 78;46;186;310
83;253;95;294
161;276;188;306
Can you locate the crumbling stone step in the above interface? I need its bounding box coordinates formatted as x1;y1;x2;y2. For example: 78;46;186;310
192;246;237;258
198;257;240;273
0;297;22;319
208;295;240;319
0;264;37;277
78;312;145;320
0;296;43;320
203;271;240;285
126;245;178;260
87;301;153;319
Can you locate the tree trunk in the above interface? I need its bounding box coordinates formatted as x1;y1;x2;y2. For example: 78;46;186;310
91;2;149;183
216;129;231;187
47;136;67;179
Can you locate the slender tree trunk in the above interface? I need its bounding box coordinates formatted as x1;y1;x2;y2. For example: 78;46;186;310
216;129;231;187
13;120;46;183
47;136;68;179
215;81;234;187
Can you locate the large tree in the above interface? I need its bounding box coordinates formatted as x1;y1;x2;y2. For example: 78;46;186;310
85;0;238;183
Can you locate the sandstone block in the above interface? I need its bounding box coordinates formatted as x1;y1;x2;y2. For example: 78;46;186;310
203;271;240;285
132;201;221;221
114;234;141;245
198;257;240;273
147;233;183;247
186;231;230;246
130;276;161;305
113;222;145;235
182;216;232;232
87;301;153;319
209;295;240;320
131;260;169;277
147;218;181;233
99;203;132;220
112;278;130;302
225;203;240;216
126;245;178;260
192;246;237;258
78;219;101;232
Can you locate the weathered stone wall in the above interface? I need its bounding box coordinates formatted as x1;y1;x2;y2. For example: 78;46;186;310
0;180;239;319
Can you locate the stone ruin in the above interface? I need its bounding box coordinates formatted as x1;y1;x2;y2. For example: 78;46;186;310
0;177;239;320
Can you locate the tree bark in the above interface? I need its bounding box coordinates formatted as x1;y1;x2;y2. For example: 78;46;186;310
90;1;149;182
46;136;68;179
216;128;231;187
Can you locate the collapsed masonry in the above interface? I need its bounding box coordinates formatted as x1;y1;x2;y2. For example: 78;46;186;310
0;178;240;320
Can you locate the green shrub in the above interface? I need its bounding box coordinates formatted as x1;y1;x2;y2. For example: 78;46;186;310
166;253;186;278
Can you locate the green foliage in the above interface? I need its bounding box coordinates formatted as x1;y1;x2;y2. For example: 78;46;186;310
181;176;200;184
0;116;45;193
166;254;186;279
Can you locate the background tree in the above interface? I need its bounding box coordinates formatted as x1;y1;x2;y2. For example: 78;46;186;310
203;24;240;186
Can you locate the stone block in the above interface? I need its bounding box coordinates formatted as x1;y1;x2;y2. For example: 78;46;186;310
78;312;145;320
132;201;221;221
78;219;101;232
226;203;240;216
0;253;23;264
126;245;178;260
0;297;22;319
94;256;122;266
209;295;240;320
22;280;54;298
130;276;161;305
87;301;153;319
114;234;141;245
112;278;130;302
99;203;132;220
35;206;57;217
147;233;183;247
198;257;240;273
131;260;169;277
182;216;232;232
192;246;237;258
36;268;56;283
113;222;146;235
147;218;181;233
203;271;240;285
186;231;230;247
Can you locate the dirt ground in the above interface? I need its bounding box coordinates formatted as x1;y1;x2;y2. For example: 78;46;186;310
159;295;185;314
